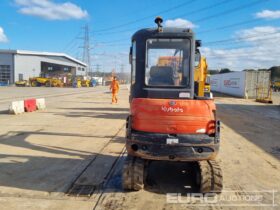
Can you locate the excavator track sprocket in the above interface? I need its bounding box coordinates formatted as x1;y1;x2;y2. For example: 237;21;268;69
197;160;223;194
122;155;145;191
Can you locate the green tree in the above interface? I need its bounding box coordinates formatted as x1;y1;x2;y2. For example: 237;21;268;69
269;66;280;81
208;69;219;75
219;68;231;74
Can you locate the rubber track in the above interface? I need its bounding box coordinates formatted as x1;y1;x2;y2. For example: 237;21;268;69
198;160;223;193
122;156;144;191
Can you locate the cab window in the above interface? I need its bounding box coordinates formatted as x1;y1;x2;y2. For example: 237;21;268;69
145;38;190;87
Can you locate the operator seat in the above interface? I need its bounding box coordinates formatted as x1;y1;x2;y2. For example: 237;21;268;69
148;66;174;86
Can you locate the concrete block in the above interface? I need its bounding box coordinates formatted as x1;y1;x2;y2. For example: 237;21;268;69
9;101;25;115
24;98;37;112
36;98;46;110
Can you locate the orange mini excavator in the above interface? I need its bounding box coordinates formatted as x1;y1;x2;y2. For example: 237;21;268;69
123;17;222;193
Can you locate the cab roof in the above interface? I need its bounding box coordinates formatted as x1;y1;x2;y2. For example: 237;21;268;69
132;27;194;41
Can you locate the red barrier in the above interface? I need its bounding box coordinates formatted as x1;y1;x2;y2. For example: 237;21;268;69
24;98;37;112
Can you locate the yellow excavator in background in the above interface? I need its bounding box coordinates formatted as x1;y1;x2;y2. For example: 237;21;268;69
157;54;211;98
194;56;211;98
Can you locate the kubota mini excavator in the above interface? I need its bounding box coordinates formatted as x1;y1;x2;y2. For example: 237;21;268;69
123;17;222;193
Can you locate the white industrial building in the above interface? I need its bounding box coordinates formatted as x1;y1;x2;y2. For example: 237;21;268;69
0;49;87;85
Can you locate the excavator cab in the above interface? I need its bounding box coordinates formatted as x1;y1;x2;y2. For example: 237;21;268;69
123;17;223;193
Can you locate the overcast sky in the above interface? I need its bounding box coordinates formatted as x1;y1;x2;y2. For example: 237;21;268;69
0;0;280;72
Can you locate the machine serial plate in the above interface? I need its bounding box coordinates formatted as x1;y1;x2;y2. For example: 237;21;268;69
166;138;179;144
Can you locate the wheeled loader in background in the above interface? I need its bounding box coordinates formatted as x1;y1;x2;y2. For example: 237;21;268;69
122;17;223;193
29;77;49;87
15;80;29;87
29;77;63;87
81;79;91;87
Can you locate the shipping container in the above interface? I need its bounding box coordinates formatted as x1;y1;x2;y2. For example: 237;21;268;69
210;71;271;99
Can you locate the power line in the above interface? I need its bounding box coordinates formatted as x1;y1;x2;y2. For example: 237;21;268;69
93;0;232;35
93;26;140;37
94;18;265;45
206;51;279;59
91;52;128;58
97;37;130;44
192;0;270;23
205;45;254;51
65;41;80;55
95;0;165;25
204;31;280;46
94;42;129;47
92;0;196;33
93;17;270;44
61;31;82;52
93;17;263;40
92;32;279;49
206;46;279;56
197;19;264;35
93;0;269;38
170;0;232;20
91;30;280;52
88;5;279;55
204;45;279;59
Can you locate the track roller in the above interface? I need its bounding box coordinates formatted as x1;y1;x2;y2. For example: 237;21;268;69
122;155;145;191
196;160;223;194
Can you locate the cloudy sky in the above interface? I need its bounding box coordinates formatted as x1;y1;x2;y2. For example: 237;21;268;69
0;0;280;72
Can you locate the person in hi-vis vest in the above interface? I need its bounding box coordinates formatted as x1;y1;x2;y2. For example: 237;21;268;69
110;76;120;104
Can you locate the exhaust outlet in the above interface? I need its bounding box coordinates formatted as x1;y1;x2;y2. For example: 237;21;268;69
131;144;138;151
169;155;175;160
197;148;203;153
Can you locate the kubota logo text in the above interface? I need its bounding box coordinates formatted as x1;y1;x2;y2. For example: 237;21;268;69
161;106;184;113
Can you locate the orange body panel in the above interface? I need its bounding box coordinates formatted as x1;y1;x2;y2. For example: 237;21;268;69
131;98;216;135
